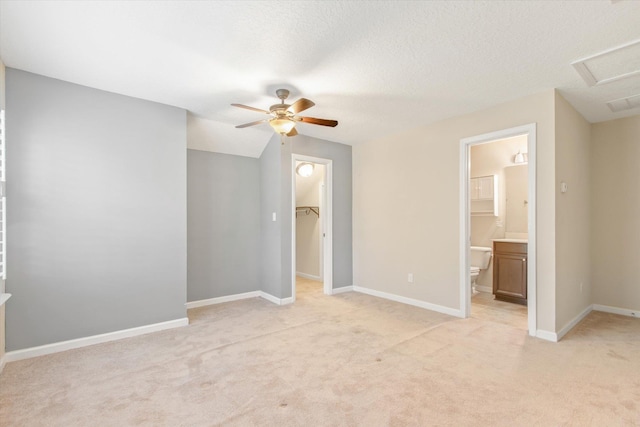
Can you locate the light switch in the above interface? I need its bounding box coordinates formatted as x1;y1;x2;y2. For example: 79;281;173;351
561;182;568;193
272;212;277;222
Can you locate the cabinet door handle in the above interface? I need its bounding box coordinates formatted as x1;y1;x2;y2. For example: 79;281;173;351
522;258;526;262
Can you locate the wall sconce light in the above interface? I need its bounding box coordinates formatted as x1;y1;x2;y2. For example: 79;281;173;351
513;150;528;164
296;162;314;177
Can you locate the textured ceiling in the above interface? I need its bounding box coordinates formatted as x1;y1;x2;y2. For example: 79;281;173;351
1;1;640;157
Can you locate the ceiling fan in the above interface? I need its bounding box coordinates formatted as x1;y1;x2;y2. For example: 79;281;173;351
231;89;338;137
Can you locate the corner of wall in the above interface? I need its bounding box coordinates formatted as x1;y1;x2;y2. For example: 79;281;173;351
259;136;284;298
590;115;640;312
553;91;592;332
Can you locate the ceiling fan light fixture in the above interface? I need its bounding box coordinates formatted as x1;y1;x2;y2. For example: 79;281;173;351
232;89;337;137
296;162;314;177
270;117;295;135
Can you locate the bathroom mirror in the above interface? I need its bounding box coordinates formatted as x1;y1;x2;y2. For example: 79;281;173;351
505;165;528;233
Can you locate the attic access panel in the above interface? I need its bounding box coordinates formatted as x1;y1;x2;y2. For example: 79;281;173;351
572;39;640;86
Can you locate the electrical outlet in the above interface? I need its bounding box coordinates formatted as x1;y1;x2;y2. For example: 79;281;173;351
408;273;414;283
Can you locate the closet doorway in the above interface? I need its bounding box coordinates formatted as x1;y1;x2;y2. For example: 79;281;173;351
291;154;333;302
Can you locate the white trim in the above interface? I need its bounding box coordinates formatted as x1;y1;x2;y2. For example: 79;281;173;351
535;330;558;342
593;304;639;318
291;154;333;300
460;123;538;337
3;318;189;363
475;285;492;293
0;109;6;281
557;305;593;341
185;291;260;309
295;272;322;281
571;38;640;87
530;304;638;344
353;285;463;318
318;182;325;281
186;291;298;309
0;355;6;374
330;286;353;295
258;291;293;306
0;292;10;306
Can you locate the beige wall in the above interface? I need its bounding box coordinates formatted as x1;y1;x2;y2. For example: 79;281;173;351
295;164;324;278
470;136;528;288
296;213;321;277
353;90;557;333
554;92;592;331
591;115;640;311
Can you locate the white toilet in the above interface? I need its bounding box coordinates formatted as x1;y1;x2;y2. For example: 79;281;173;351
470;246;492;295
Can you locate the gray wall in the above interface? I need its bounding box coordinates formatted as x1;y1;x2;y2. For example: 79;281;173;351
258;134;352;299
0;59;5;359
6;69;187;351
187;149;260;301
292;135;353;291
259;135;283;297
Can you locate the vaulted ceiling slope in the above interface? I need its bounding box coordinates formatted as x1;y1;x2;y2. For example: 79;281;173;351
2;1;639;157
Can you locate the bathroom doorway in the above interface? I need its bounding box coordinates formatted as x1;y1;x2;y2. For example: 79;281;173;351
459;124;537;336
291;154;333;302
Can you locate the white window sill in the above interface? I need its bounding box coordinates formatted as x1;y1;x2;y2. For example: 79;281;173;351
0;293;10;306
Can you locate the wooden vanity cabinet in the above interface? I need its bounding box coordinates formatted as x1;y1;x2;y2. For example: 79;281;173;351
492;241;527;305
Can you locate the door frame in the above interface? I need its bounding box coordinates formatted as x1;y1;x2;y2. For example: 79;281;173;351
459;123;537;336
291;154;333;301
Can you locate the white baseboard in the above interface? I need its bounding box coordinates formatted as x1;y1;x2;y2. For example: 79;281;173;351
186;291;260;309
0;293;11;306
593;304;639;318
4;317;189;363
259;291;293;306
331;286;353;295
352;285;463;318
534;303;638;343
535;329;558;342
296;272;322;281
557;305;593;341
186;290;294;308
475;285;492;293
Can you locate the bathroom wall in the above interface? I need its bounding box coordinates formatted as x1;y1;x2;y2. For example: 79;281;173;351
470;136;528;289
591;115;640;313
295;163;325;279
504;165;528;234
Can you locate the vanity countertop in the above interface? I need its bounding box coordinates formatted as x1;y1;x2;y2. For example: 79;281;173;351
493;238;528;243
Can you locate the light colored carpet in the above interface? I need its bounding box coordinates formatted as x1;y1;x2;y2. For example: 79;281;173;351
1;278;639;426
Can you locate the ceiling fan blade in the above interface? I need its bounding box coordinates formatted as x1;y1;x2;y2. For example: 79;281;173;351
298;116;338;127
235;119;268;128
286;127;298;137
287;98;315;114
231;103;271;115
